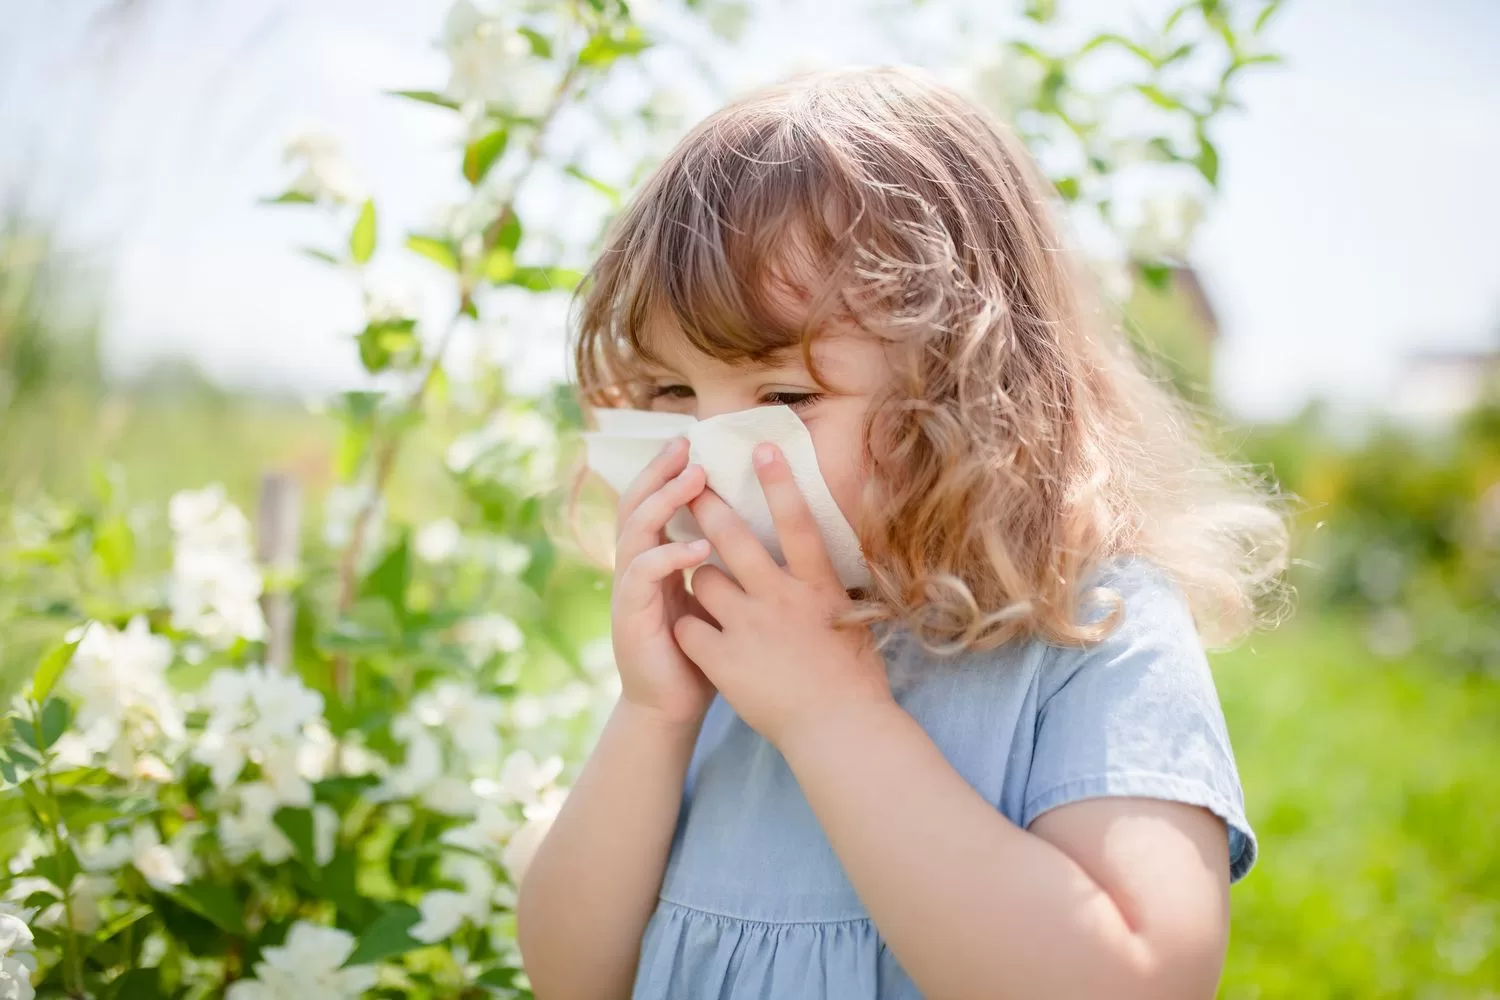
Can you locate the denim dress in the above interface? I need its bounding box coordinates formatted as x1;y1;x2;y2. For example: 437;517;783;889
631;559;1257;999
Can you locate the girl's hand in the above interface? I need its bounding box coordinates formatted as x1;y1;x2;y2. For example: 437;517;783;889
672;443;895;752
610;436;717;729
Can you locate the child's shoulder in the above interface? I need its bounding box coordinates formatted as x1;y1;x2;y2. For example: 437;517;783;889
1035;555;1208;700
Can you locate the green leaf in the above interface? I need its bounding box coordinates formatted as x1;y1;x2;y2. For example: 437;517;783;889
1053;176;1081;201
1195;134;1220;186
463;128;510;185
483;247;516;284
388;89;461;111
508;266;584;292
30;638;79;702
1022;0;1056;23
93;515;134;578
274;807;317;868
359;534;411;623
578;25;651;67
350;199;378;264
1161;42;1195;65
477;967;523;989
106;967;161;1000
1254;0;1283;33
261;191;315;205
1140;259;1173;290
170;882;247;935
1081;32;1152;63
406;235;460;271
1163;2;1193;33
347;903;423;965
518;26;552;58
1238;52;1285;69
563;165;621;206
1135;83;1181;111
301;246;341;265
494;210;522;253
38;697;70;750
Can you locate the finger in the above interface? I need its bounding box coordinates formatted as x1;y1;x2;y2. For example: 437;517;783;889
616;436;688;524
687;488;781;593
617;463;706;567
753;443;840;584
672;614;722;671
616;539;713;611
686;563;745;626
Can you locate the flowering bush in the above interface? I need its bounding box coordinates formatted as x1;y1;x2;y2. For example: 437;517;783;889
0;1;1279;996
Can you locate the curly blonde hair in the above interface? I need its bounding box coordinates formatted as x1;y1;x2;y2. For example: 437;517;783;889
570;65;1288;654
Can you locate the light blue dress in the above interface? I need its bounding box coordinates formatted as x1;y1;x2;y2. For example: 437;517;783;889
631;559;1257;999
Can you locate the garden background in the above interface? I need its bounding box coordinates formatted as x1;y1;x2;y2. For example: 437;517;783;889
1;1;1497;997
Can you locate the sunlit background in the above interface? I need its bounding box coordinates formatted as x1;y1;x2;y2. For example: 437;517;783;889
1;1;1497;996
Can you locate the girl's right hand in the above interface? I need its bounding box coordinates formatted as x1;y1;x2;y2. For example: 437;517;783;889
610;436;717;728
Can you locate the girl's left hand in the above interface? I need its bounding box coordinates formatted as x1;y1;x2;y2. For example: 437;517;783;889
672;443;896;753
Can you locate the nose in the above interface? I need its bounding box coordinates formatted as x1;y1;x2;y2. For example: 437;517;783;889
691;393;752;422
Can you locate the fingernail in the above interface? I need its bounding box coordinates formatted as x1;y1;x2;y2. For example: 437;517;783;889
753;443;776;467
660;436;684;456
688;539;710;554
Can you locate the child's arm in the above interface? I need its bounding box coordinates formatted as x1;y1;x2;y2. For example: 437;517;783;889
514;699;700;999
779;703;1230;1000
517;437;717;998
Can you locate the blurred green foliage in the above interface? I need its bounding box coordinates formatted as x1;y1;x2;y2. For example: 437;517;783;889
1;0;1495;996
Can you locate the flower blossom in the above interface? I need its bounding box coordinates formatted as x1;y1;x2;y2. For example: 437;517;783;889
0;910;36;1000
168;486;267;648
62;616;184;767
192;666;327;805
225;921;376;1000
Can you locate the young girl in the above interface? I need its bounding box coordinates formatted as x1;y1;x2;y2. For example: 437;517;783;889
516;65;1287;999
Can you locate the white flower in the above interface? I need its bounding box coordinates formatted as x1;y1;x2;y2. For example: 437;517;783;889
458;612;524;665
422;777;480;817
282;132;367;206
545;681;593;721
193;666;325;805
0;911;37;1000
441;6;555;116
65;616;184;763
410;854;499;943
496;750;563;807
225;921;376;1000
374;717;444;802
502;787;566;885
313;804;339;867
414;518;462;563
445;408;558;495
81;824;186;889
509;693;547;729
411;682;505;764
479;535;532;575
169;486;267;648
439;801;518;858
219;782;295;865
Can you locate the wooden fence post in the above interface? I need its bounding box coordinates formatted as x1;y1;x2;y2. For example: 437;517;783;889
256;472;302;672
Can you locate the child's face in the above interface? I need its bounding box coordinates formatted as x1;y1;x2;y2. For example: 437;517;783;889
640;326;892;527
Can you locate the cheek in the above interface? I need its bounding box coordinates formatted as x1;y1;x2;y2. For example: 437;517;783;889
807;419;867;527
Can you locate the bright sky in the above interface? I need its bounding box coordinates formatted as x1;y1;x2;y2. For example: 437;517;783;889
2;0;1497;421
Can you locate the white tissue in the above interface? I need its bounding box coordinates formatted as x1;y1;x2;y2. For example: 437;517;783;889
582;406;871;589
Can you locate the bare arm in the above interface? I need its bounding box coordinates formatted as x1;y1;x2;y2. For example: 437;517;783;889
780;702;1230;1000
515;700;700;999
517;436;717;998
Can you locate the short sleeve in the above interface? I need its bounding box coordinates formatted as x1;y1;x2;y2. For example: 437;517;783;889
1021;559;1257;882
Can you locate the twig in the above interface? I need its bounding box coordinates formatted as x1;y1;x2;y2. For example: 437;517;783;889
328;46;587;700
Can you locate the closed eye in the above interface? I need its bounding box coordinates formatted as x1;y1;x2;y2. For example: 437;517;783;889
762;391;822;410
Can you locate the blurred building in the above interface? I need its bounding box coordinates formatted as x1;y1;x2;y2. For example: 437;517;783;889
1122;260;1219;404
1389;349;1500;426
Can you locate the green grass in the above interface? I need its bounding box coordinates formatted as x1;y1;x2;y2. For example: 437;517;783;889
1215;617;1500;997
